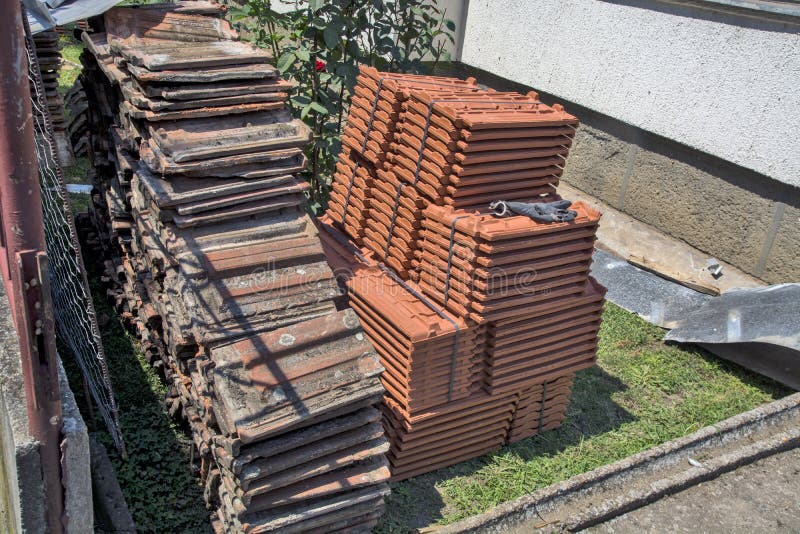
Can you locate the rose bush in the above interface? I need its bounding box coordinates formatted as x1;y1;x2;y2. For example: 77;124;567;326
230;0;455;209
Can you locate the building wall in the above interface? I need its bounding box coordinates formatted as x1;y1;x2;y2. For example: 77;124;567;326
447;0;799;283
459;0;800;188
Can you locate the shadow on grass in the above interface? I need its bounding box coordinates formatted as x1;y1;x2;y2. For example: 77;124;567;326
377;366;633;533
61;278;210;533
675;342;792;398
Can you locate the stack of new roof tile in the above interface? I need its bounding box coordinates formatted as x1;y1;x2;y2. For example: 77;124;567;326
394;91;577;207
326;149;376;245
327;68;480;276
505;374;575;443
79;4;390;532
383;91;578;277
319;218;485;411
418;203;601;323
318;217;584;479
362;168;427;275
319;67;606;479
484;280;606;397
342;66;478;166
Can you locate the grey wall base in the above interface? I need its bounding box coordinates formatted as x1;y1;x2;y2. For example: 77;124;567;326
437;392;800;533
434;62;800;285
561;125;798;284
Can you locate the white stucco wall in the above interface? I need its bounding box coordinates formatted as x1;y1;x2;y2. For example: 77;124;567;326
436;0;467;59
460;0;800;187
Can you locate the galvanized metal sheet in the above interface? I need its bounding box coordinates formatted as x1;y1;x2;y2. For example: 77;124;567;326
665;284;800;390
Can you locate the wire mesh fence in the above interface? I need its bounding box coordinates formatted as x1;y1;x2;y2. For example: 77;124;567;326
23;19;125;454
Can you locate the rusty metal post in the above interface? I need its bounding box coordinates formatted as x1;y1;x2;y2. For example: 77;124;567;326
0;1;65;532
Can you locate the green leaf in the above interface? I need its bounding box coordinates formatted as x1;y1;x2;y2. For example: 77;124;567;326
334;63;355;78
309;101;329;115
309;201;323;215
228;6;250;21
323;26;340;49
309;16;327;30
276;52;296;73
291;94;311;106
227;0;459;204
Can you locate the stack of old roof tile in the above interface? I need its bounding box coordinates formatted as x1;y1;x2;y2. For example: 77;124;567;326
31;29;73;164
79;3;390;532
321;67;605;479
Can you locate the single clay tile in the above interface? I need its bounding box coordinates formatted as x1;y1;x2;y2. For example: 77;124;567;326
210;309;384;443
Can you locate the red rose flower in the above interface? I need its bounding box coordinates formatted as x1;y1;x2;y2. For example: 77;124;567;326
315;59;326;72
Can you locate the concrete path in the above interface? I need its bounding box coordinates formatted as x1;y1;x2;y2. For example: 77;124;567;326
590;447;800;533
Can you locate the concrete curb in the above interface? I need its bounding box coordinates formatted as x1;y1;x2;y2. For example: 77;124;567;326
58;360;93;533
434;392;800;533
90;437;136;533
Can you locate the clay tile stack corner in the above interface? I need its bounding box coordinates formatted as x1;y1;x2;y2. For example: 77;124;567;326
322;64;606;480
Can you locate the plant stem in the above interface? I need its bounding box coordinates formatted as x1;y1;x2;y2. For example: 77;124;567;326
310;7;321;201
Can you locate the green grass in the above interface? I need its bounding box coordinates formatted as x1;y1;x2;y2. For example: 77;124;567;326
57;31;90;214
376;302;789;531
58;34;84;96
62;282;211;533
63;156;92;213
64;155;90;185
